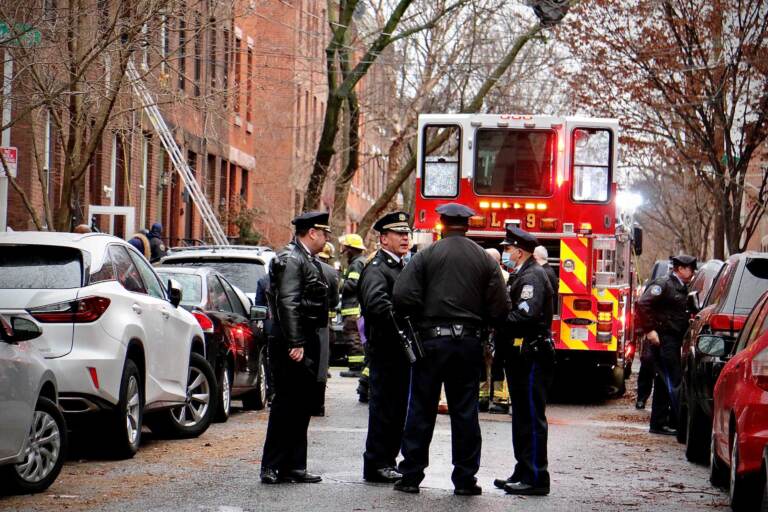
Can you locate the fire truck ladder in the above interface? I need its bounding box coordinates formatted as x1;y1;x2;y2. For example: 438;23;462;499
126;61;229;246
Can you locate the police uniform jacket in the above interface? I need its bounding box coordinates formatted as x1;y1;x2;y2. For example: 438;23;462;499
358;250;402;356
341;254;367;315
268;241;329;352
636;272;689;338
505;256;554;341
393;233;509;330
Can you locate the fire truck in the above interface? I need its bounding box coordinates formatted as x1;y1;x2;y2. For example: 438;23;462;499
411;113;642;396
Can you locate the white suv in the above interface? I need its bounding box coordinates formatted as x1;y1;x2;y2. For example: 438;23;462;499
0;232;215;458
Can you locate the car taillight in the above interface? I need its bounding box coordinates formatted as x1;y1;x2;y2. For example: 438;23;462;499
625;343;635;359
192;312;214;333
28;296;111;323
710;314;747;333
752;348;768;391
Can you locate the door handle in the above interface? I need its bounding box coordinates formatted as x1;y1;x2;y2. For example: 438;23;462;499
132;304;142;315
161;309;170;319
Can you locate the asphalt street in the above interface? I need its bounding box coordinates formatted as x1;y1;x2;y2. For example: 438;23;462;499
2;368;728;511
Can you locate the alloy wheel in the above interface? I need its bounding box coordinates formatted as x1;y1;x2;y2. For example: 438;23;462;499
14;410;62;483
258;357;267;405
172;366;211;427
125;376;141;445
221;368;231;417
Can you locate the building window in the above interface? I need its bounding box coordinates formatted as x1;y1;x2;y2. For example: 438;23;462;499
246;46;253;124
193;14;202;96
140;135;151;229
178;17;187;91
161;15;169;74
233;36;242;114
208;22;217;89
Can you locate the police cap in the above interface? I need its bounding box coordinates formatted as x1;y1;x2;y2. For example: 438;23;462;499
671;254;697;269
373;211;411;233
436;203;476;224
500;225;539;253
291;211;332;232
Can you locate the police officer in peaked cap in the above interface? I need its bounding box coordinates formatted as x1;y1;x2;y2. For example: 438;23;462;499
261;211;331;485
359;211;412;483
636;254;697;436
494;225;555;496
392;203;509;495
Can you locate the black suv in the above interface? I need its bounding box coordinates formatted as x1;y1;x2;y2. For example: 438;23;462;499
679;252;768;463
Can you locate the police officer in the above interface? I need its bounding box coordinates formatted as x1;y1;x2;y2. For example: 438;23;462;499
359;211;412;483
340;234;367;378
494;226;555;496
260;211;331;484
636;254;696;435
392;203;509;496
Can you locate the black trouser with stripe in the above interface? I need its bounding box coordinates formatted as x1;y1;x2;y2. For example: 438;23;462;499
649;336;682;430
505;347;554;488
363;346;410;475
398;335;484;488
636;338;655;403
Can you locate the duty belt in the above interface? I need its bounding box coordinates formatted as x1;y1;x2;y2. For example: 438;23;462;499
420;325;482;340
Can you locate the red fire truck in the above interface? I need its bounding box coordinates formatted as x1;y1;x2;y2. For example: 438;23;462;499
411;113;642;396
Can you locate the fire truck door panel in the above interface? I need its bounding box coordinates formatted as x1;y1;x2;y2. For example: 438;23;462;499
559;238;590;295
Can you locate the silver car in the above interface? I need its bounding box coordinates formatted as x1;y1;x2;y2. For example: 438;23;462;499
0;315;67;494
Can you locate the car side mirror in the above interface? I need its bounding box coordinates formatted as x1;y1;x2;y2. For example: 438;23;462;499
696;334;726;357
687;291;701;314
250;305;268;321
0;316;43;344
167;278;183;308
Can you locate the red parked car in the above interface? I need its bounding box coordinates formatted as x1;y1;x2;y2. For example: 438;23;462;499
708;289;768;511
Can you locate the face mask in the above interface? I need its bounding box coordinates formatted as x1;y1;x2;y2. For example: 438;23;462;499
502;252;514;268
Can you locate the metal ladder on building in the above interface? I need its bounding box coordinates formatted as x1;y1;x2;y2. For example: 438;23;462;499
126;61;229;246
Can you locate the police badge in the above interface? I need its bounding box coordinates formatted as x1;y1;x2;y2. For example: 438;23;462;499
650;285;662;296
521;284;534;299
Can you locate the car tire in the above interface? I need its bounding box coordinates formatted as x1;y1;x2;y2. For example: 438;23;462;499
105;359;143;459
0;397;68;495
147;353;215;439
685;397;710;464
213;359;232;423
241;348;267;411
710;433;728;488
729;432;761;511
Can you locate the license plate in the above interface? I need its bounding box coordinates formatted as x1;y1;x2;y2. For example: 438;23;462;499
570;327;589;341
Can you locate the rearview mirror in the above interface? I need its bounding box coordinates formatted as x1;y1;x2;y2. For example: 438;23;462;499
687;291;701;314
167;278;183;308
0;316;43;344
696;334;726;357
250;305;268;321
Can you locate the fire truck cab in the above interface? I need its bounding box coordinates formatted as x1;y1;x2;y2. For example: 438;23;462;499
412;113;638;396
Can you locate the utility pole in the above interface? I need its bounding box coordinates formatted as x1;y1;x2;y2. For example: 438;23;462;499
0;49;12;231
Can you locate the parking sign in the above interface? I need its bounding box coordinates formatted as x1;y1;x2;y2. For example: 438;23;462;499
0;147;17;177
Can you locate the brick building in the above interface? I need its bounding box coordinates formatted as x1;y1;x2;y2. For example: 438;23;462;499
3;0;390;247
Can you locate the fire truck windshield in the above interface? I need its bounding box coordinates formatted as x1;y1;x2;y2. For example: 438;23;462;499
474;129;556;196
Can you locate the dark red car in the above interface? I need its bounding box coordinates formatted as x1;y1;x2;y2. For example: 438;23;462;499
708;289;768;510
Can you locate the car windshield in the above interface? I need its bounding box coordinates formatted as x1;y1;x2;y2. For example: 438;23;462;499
161;260;265;294
0;246;83;289
156;272;203;306
733;258;768;313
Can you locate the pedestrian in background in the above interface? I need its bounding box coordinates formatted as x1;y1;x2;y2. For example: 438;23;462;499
533;245;559;312
260;211;331;485
635;254;696;435
147;222;167;262
392;203;508;496
495;226;555;496
359;211;412;483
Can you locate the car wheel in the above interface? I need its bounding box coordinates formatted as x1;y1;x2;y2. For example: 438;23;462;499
213;359;232;423
730;432;761;511
0;397;67;495
241;348;267;410
105;359;143;459
710;432;728;488
147;353;215;439
685;397;710;464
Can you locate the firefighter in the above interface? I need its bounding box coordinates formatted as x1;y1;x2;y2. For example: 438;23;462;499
480;248;510;414
494;226;555;496
260;211;331;485
359;211;412;483
339;234;367;378
392;203;509;496
635;254;696;435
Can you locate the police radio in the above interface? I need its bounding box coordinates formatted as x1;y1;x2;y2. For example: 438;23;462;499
389;311;425;364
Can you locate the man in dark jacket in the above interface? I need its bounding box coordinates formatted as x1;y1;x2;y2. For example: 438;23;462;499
635;254;696;435
494;227;555;496
393;203;509;496
359;211;412;483
534;245;559;312
260;211;331;485
147;222;167;262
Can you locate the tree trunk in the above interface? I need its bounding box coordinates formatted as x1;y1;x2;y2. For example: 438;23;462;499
330;90;360;240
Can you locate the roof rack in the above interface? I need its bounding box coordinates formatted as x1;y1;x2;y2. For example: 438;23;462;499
167;245;274;255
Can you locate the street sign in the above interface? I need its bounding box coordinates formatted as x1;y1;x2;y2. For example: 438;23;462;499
0;22;41;47
0;146;17;177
